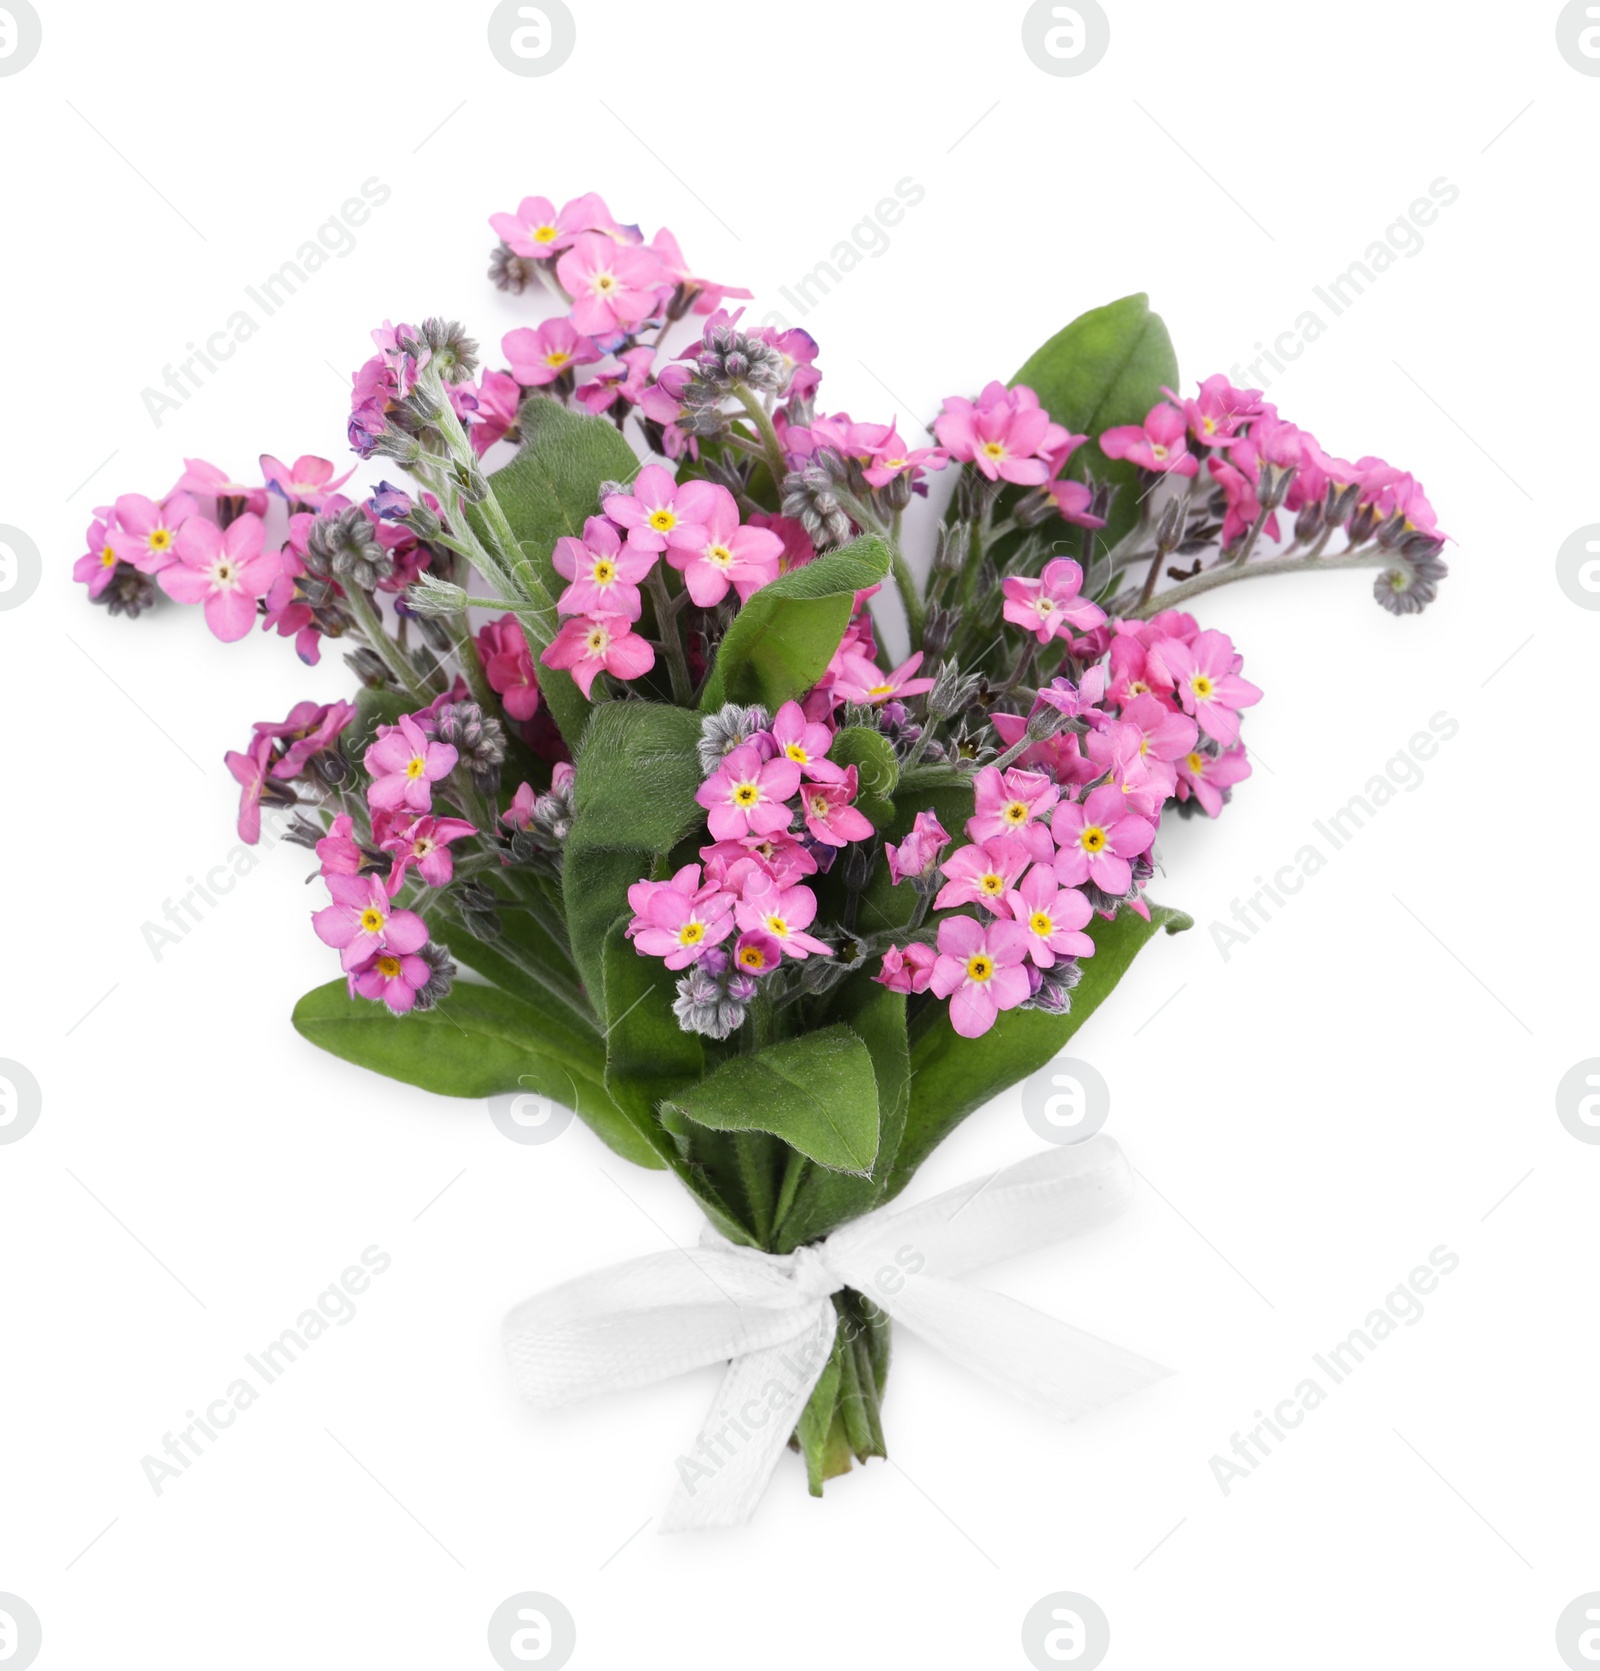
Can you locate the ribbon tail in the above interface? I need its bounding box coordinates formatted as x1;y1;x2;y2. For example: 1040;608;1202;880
870;1275;1171;1424
658;1301;836;1532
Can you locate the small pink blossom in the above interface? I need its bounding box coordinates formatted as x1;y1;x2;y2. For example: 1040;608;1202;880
224;732;275;844
260;453;355;509
647;227;754;316
934;382;1069;486
885;810;950;885
1006;866;1096;968
798;768;874;847
74;512;121;597
541;612;655;699
503;317;602;386
365;714;459;813
1084;721;1174;817
933;836;1032;913
176;458;268;515
1100;403;1200;476
967;766;1060;860
929;915;1032;1039
829;650;936;706
260;699;357;781
160;512;279;642
316;812;365;877
313;873;428;973
381;814;477;888
1163;375;1263;448
731;928;785;978
874;942;937;994
665;485;783;607
478;614;541;722
1050;787;1156;896
351;948;432;1014
552;516;656;620
1001;558;1107;645
1176;744;1252;817
695;744;800;841
556;233;668;337
109;491;197;574
767;700;843;783
734;880;832;960
628;864;735;968
490;193;613;259
602;464;718;554
1148;629;1262;746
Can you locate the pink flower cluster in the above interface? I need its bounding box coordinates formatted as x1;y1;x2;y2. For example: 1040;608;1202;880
540;465;785;697
305;701;482;1013
1102;375;1448;550
626;700;874;987
72;455;422;666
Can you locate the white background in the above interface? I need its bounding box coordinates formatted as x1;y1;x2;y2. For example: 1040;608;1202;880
2;1;1596;1666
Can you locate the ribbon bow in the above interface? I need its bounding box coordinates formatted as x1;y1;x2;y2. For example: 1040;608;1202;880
503;1135;1168;1530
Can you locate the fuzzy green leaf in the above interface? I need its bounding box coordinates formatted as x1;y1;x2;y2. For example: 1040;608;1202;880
662;1024;880;1174
1010;294;1179;562
700;534;891;714
889;902;1193;1195
290;977;665;1169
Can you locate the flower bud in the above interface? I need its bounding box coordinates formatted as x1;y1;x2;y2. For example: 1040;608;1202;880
406;575;469;617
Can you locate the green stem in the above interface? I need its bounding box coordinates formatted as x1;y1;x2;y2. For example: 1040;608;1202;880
733;383;788;490
344;584;431;702
1126;546;1388;618
647;564;693;705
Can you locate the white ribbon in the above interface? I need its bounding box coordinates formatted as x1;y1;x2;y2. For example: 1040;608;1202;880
503;1135;1169;1531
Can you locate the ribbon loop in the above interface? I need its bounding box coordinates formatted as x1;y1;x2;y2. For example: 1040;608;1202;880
504;1136;1169;1530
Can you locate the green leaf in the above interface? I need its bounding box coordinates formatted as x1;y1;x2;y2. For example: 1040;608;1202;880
561;700;705;1008
483;396;642;745
888;902;1193;1196
827;727;898;827
290;977;665;1169
771;976;911;1251
1010;293;1179;561
661;1024;880;1174
699;534;891;714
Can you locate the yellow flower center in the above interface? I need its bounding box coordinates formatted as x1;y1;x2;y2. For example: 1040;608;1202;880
360;907;385;933
980;442;1006;460
966;954;994;982
1029;911;1054;937
648;509;676;532
707;543;734;568
592;559;616;584
1185;751;1205;774
739;945;766;969
376;954;402;978
545;350;570;368
534;225;559;244
405;756;427;779
866;682;895;700
979;872;1005;896
765;915;789;938
585;626;609;653
149;528;172;550
594;272;616;293
1190;673;1215;699
1080;825;1108;853
101;546;116;567
678;921;705;946
1128;680;1149;696
1003;801;1029;824
785;742;808;764
1151;443;1169;461
733;782;760;807
809;795;830;817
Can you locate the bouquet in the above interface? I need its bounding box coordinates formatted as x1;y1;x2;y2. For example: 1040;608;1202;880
76;190;1449;1515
